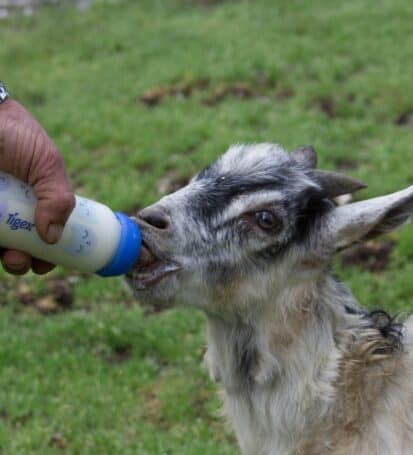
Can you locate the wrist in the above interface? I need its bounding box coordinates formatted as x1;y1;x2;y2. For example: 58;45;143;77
0;81;9;106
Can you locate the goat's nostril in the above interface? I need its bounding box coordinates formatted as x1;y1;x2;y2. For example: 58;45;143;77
139;208;170;230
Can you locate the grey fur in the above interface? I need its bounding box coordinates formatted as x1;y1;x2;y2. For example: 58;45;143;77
126;143;413;455
291;145;317;168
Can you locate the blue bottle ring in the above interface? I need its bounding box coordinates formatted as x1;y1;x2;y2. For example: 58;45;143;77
96;212;141;277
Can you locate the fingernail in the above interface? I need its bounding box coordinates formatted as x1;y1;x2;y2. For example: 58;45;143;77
46;223;64;243
6;262;26;272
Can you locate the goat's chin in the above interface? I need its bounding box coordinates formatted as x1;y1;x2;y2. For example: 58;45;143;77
125;272;180;307
126;269;208;312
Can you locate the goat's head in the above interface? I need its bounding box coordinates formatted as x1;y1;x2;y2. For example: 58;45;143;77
126;144;413;317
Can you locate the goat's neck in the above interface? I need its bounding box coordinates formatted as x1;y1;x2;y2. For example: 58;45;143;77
204;273;357;452
205;273;350;389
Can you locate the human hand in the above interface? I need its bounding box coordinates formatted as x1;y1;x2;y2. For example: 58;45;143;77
0;98;75;274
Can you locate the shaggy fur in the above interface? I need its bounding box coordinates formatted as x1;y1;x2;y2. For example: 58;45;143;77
126;144;413;454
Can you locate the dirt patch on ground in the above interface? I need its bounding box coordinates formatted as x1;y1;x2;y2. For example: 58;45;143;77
395;110;413;128
139;300;171;315
17;277;73;314
157;169;191;195
107;344;133;364
191;0;230;6
0;409;8;422
312;96;336;118
139;78;210;106
139;75;286;108
275;87;294;101
203;82;255;106
333;157;360;171
2;410;34;428
140;377;168;427
49;433;68;450
340;240;395;272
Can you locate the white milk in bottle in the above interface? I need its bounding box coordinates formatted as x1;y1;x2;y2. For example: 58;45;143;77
0;172;141;276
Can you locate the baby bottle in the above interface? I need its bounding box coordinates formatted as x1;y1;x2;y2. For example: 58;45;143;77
0;171;141;276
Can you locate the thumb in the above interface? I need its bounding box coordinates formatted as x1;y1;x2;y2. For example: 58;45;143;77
31;154;75;244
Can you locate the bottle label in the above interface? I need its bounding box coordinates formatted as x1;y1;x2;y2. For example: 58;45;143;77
5;212;35;231
64;224;97;256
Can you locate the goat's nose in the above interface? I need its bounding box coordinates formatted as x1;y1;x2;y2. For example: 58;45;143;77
138;207;171;230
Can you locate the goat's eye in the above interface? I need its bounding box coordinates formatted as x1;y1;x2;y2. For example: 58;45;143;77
255;211;280;231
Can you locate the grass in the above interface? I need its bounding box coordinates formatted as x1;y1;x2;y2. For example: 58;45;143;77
1;0;413;453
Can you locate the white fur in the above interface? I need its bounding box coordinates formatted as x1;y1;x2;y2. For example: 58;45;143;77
130;144;413;454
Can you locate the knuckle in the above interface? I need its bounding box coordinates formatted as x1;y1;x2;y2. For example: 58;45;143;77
60;191;76;212
42;147;64;174
49;148;64;167
32;132;63;172
45;190;75;222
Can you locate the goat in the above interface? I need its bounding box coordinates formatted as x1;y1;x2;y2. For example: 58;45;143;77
126;144;413;455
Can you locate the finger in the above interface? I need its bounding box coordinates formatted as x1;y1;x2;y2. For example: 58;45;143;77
1;249;32;275
31;258;55;275
34;189;75;244
30;149;75;244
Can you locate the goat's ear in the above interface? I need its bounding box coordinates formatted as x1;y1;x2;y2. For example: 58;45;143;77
320;186;413;251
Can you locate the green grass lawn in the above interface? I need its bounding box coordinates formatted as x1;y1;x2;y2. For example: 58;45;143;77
1;0;413;453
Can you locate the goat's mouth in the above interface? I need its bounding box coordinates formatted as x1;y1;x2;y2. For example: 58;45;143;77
127;241;181;290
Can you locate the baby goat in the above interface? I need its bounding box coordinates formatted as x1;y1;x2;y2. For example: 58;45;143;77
127;144;413;455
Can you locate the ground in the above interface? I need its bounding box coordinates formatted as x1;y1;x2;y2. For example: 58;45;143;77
0;0;413;453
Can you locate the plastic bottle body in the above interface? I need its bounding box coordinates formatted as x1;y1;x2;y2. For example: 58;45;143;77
0;172;141;275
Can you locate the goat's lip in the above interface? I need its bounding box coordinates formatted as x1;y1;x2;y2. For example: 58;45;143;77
128;242;181;289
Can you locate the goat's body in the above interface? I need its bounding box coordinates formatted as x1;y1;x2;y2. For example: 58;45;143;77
205;275;413;455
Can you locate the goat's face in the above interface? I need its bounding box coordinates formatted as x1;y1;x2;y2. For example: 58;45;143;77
126;143;413;315
126;144;351;313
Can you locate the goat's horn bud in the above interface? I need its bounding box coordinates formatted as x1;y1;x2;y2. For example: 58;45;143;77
314;170;367;198
291;145;317;169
